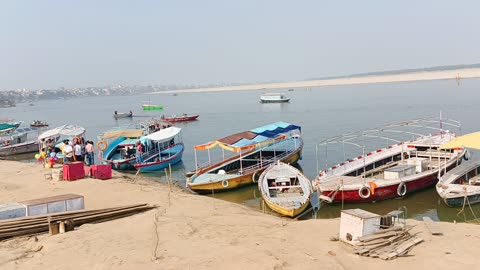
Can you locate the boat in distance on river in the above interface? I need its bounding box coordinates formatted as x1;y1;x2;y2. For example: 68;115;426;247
187;122;303;194
162;114;199;122
258;161;313;217
113;111;133;119
260;93;290;103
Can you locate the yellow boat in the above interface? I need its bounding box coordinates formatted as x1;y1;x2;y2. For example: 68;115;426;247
258;161;313;218
187;122;303;194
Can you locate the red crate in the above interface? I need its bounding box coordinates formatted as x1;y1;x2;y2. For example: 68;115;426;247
91;164;112;180
63;162;85;181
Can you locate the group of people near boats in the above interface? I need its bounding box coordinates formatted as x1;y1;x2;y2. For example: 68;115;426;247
40;137;96;166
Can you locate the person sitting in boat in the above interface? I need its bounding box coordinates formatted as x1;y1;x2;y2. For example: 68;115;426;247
114;111;118;115
129;110;133;116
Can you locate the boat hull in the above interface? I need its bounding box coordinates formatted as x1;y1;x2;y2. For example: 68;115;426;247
260;98;290;103
188;148;302;194
113;113;133;119
143;105;163;110
163;115;199;122
264;199;310;217
134;146;184;172
320;160;461;203
0;141;39;156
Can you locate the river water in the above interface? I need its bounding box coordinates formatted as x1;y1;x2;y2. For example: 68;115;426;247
2;78;480;222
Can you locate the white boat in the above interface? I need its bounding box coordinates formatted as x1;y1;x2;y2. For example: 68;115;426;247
260;93;290;103
258;161;313;217
436;131;480;207
314;117;465;203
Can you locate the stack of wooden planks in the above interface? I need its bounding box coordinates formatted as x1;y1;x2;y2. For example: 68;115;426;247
353;225;423;260
0;204;156;241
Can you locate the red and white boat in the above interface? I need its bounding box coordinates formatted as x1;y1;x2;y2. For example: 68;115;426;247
314;117;466;203
162;114;199;122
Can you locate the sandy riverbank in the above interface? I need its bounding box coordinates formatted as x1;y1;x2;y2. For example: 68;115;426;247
150;68;480;94
1;160;479;270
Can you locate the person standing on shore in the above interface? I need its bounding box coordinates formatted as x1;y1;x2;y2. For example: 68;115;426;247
74;140;82;162
85;140;95;165
135;140;144;164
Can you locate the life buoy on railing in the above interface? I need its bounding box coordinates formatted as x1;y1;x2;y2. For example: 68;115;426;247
358;186;371;199
464;149;471;161
221;179;229;188
73;136;82;145
397;182;407;196
97;140;108;151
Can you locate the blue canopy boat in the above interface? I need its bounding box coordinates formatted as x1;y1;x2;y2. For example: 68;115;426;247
97;129;145;170
187;122;303;193
134;127;184;172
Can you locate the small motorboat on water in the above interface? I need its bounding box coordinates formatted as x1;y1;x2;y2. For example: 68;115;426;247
258;161;313;217
113;111;133;119
30;120;49;127
260;93;290;103
142;101;163;111
162;114;199;122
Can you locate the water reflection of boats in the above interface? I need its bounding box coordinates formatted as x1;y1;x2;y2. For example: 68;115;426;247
187;122;303;194
315;117;465;203
258;161;313;217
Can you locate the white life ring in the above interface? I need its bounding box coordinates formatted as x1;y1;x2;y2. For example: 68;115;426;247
397;182;407;196
358;186;371;199
252;171;259;183
221;179;229;188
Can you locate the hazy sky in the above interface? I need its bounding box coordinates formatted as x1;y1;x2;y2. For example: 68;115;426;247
1;0;479;90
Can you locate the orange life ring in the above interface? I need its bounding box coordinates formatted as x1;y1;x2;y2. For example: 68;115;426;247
73;136;82;145
97;140;108;151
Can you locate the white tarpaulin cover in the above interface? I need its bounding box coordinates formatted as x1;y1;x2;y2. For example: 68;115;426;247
144;127;181;142
38;125;86;140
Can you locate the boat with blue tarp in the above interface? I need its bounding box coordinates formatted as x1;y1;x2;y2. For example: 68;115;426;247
186;122;303;194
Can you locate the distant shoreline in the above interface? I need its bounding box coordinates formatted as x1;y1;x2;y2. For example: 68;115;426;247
149;67;480;94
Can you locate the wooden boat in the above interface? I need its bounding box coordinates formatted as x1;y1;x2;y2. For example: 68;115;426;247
162;114;199;122
260;93;290;103
134;127;184;172
0;127;41;157
30;120;49;127
113;111;133;119
315;117;466;203
258;161;313;217
436;131;480;207
187;122;303;194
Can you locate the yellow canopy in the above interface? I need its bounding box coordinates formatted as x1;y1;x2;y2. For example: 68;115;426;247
440;131;480;150
101;129;144;139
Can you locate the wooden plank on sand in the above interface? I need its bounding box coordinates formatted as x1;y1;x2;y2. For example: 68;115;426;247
422;216;443;235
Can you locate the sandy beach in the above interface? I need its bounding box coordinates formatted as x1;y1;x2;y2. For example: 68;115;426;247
0;160;479;270
150;68;480;94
